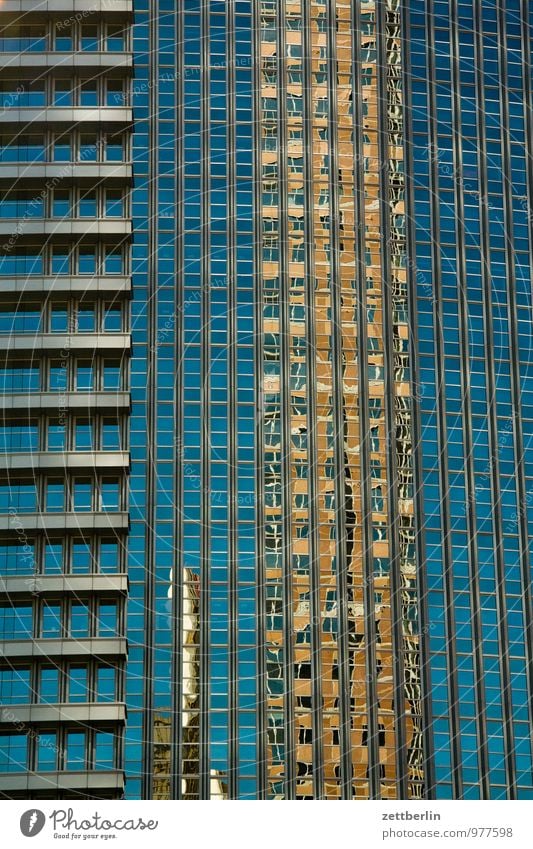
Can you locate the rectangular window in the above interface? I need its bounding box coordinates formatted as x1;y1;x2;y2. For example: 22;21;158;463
96;666;116;702
66;731;85;770
40;667;59;703
70;603;89;638
46;480;65;513
0;605;32;639
41;602;61;638
94;731;115;770
75;421;93;451
72;479;92;512
76;363;93;391
37;732;57;771
100;540;119;573
100;479;120;511
98;602;117;636
68;666;88;702
72;540;91;574
0;735;27;773
0;668;31;704
44;543;63;574
102;420;121;450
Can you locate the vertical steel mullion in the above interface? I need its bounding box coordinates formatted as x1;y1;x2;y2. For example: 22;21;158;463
301;0;324;802
350;0;379;801
171;1;185;801
470;0;503;799
199;0;211;800
252;0;268;802
226;0;239;801
400;0;436;800
496;0;525;798
518;0;533;767
277;0;296;800
141;0;159;801
425;0;463;799
375;0;408;800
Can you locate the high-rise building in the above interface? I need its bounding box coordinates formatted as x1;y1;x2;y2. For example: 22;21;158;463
0;0;532;802
0;0;132;799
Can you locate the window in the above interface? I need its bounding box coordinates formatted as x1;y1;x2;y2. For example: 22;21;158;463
104;247;124;274
79;190;97;217
41;602;61;638
105;189;124;217
66;731;85;770
100;540;119;573
80;80;98;107
75;421;93;451
48;421;66;451
96;666;116;702
72;540;91;574
73;479;92;512
101;418;121;450
76;363;93;391
51;245;71;275
55;24;72;51
50;306;68;332
0;735;27;773
0;605;32;640
81;25;99;51
52;189;71;217
95;731;115;770
106;135;124;162
46;480;65;513
37;732;57;771
98;602;117;636
70;603;89;638
53;136;71;162
106;79;124;107
0;544;35;576
68;667;88;702
101;479;120;511
54;79;72;107
103;362;121;390
39;668;59;703
50;362;68;392
0;668;30;704
77;309;95;332
107;24;125;51
44;543;63;574
103;307;122;332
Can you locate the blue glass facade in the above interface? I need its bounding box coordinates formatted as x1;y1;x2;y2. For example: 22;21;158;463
406;0;533;799
127;0;257;800
1;0;533;803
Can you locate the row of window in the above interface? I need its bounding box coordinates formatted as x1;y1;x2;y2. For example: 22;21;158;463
0;478;125;514
0;132;127;164
0;246;127;277
0;418;125;452
0;359;125;392
0;538;121;576
0;599;121;640
0;22;128;53
0;189;127;220
0;78;128;109
0;662;118;705
0;729;117;772
0;303;125;334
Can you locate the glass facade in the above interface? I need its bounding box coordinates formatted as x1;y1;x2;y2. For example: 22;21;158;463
406;0;533;800
0;0;531;802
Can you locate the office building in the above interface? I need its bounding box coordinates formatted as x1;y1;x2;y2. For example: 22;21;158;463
0;0;531;802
